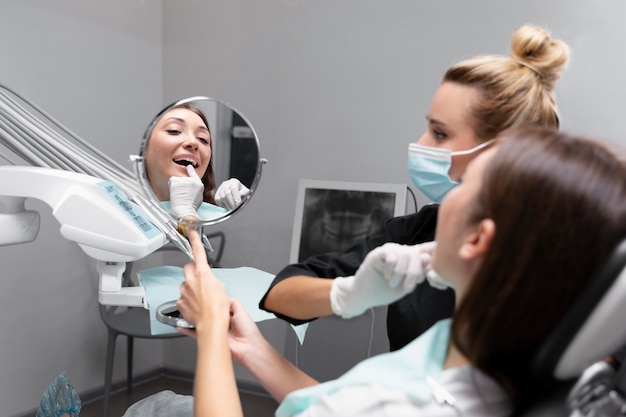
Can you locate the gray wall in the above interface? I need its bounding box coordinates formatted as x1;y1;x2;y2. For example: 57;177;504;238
0;1;163;416
161;0;626;277
160;0;626;382
2;0;626;415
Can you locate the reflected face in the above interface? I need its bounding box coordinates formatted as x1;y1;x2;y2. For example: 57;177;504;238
431;147;496;294
144;107;212;201
416;82;483;181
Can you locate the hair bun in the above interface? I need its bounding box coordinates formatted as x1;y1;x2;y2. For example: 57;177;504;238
510;24;570;90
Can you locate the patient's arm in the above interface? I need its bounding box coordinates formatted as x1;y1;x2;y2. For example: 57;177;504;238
177;231;244;417
178;232;318;415
192;317;243;417
262;275;334;320
189;307;318;415
228;298;319;401
239;331;319;402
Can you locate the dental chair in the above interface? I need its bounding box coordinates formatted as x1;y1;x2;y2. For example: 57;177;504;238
521;237;626;416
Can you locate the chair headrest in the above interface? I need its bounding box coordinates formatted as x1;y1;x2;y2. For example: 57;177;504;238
530;238;626;381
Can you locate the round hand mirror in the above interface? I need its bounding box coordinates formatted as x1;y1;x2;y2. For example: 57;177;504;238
135;96;265;227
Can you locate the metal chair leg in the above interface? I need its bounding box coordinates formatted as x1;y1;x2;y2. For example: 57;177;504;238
102;328;118;417
126;335;134;394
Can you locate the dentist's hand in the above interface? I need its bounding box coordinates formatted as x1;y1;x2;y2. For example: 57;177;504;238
215;178;249;210
169;165;204;219
330;241;436;319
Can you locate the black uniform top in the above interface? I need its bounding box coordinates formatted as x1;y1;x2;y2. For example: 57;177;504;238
259;204;455;351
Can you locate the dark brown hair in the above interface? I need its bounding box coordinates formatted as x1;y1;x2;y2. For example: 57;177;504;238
452;128;626;413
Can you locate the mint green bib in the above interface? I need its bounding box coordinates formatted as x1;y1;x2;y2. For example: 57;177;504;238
160;201;229;220
276;318;451;417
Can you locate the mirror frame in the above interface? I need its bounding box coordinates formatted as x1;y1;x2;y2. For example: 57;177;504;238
133;96;266;227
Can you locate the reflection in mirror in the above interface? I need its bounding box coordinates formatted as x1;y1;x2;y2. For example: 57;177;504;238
136;97;264;226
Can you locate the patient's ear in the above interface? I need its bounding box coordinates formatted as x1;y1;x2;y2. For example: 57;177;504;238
459;219;495;261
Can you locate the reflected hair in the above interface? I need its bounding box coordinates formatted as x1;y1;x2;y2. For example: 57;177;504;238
452;128;626;414
444;24;570;140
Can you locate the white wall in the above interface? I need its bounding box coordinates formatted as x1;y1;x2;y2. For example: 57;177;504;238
0;1;163;416
3;0;626;415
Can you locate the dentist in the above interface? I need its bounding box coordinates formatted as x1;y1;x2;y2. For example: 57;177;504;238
260;23;571;350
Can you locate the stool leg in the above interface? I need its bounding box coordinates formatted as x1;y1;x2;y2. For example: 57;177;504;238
127;335;134;394
102;328;118;417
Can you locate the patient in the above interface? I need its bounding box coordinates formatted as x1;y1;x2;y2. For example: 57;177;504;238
124;127;626;416
143;103;249;220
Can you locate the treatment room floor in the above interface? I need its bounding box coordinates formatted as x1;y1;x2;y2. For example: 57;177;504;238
79;375;279;417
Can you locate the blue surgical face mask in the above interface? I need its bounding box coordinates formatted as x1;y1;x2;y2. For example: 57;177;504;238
408;141;493;203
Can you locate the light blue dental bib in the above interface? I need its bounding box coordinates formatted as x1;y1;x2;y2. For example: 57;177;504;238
276;318;451;417
160;201;229;220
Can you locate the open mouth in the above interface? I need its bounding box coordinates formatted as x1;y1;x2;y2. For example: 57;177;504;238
173;158;198;168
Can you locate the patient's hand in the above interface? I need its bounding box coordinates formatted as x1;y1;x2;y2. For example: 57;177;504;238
228;298;265;364
177;230;231;331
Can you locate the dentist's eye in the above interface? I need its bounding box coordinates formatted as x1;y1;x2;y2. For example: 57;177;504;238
197;137;209;145
166;129;181;135
433;129;448;141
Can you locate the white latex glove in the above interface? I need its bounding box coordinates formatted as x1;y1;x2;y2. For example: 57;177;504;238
330;241;437;319
425;268;452;290
168;165;204;219
215;178;250;210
